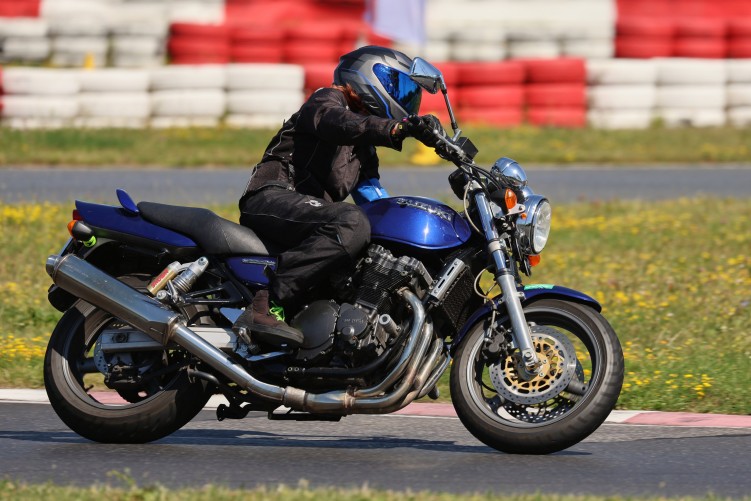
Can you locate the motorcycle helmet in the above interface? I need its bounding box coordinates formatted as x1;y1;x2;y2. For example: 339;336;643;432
333;45;422;120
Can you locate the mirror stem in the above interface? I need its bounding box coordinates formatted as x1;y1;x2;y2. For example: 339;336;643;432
442;88;461;139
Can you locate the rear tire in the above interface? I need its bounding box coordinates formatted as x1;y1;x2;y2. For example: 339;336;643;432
44;276;214;444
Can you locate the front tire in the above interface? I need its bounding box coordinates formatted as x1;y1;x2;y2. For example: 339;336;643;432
44;281;214;443
450;299;624;454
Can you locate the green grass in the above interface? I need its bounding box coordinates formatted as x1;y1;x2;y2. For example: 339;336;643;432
0;199;749;414
1;125;750;167
0;479;745;501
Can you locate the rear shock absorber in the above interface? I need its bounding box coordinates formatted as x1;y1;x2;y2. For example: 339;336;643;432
171;257;209;293
148;257;209;296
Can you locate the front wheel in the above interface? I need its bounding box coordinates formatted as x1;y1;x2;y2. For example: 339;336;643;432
44;275;214;443
450;299;624;454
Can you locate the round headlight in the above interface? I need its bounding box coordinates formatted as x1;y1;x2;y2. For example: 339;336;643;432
516;195;552;254
490;157;527;190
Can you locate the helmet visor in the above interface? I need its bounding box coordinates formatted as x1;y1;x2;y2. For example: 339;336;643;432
373;63;422;117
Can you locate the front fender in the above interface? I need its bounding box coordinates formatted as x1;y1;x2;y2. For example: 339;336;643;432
449;284;601;354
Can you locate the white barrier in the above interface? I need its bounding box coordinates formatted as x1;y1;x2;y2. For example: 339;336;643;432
78;68;150;92
78;92;151;118
2;60;751;129
150;65;226;90
2;67;80;95
586;59;657;129
226;64;305;91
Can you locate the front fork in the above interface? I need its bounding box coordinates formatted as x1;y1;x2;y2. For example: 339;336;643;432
474;191;542;373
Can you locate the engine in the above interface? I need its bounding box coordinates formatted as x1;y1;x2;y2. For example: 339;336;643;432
289;245;431;367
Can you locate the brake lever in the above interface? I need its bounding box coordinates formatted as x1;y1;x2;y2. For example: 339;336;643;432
432;131;470;163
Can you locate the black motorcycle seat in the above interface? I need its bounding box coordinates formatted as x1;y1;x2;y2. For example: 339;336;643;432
138;202;275;256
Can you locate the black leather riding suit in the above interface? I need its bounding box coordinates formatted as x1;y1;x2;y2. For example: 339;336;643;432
239;87;401;311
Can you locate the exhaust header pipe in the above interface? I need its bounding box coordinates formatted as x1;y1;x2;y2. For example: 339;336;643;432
46;254;430;414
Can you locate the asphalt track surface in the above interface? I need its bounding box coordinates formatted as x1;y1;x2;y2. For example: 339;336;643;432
0;397;749;497
1;165;750;205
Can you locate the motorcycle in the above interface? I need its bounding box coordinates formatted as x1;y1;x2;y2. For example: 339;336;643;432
43;58;624;454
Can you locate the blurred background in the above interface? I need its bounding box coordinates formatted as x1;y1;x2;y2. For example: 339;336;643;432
0;0;750;131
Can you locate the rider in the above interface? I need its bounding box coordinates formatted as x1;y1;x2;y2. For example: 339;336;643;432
234;45;445;347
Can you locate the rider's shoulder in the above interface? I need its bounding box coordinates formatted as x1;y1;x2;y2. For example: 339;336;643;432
308;86;347;105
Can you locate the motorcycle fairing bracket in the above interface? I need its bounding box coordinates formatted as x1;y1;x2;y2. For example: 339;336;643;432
449;284;601;355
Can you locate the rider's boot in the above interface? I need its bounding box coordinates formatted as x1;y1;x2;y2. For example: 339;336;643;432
233;290;304;348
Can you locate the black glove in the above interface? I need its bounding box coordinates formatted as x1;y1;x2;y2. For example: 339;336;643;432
404;114;446;148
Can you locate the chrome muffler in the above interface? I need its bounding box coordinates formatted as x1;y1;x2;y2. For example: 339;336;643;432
46;254;287;402
46;254;430;413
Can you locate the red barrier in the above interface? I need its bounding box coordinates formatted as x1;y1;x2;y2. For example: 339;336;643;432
303;62;336;91
419;90;453;122
458;86;524;108
617;17;675;37
675;18;727;38
525;84;587;108
527;108;587;128
729;19;751;38
285;42;340;64
434;62;460;89
459;108;523;127
615;37;673;58
456;62;525;87
287;24;343;43
171;23;230;38
523;59;586;84
616;0;751;59
728;39;751;58
674;38;727;58
232;46;284;63
231;26;285;63
0;0;40;17
169;23;230;65
285;22;344;64
232;26;285;43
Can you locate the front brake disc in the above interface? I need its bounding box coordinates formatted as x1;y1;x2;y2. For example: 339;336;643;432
489;325;578;405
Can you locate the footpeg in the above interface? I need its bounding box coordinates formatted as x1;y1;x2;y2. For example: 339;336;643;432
216;403;253;421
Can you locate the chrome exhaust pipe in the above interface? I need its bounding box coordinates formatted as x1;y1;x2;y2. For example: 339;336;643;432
46;254;181;344
47;254;432;414
46;254;287;403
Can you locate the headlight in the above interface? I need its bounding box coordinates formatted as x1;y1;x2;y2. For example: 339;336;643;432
516;195;552;254
490;157;527;190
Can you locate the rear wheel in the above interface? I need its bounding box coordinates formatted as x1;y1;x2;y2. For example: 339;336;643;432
44;276;214;443
450;299;624;454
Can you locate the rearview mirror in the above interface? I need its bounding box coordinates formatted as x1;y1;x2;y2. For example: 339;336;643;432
409;57;445;94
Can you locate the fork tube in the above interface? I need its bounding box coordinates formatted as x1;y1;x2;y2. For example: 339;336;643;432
474;191;540;369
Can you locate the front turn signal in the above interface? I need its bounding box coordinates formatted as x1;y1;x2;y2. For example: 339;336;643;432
528;255;541;267
504;189;517;211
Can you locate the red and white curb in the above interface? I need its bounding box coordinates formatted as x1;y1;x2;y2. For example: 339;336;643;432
2;389;749;428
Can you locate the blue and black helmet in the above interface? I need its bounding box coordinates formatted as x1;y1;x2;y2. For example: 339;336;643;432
334;45;422;120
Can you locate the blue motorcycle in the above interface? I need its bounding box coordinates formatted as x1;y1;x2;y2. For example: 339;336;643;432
44;58;624;454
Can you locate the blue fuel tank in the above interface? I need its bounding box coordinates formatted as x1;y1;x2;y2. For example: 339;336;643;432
360;196;471;251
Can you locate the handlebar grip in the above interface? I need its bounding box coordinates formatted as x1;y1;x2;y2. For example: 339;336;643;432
407;114;423;126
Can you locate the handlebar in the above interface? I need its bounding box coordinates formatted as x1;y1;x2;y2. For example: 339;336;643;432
408;115;474;165
408;116;508;196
